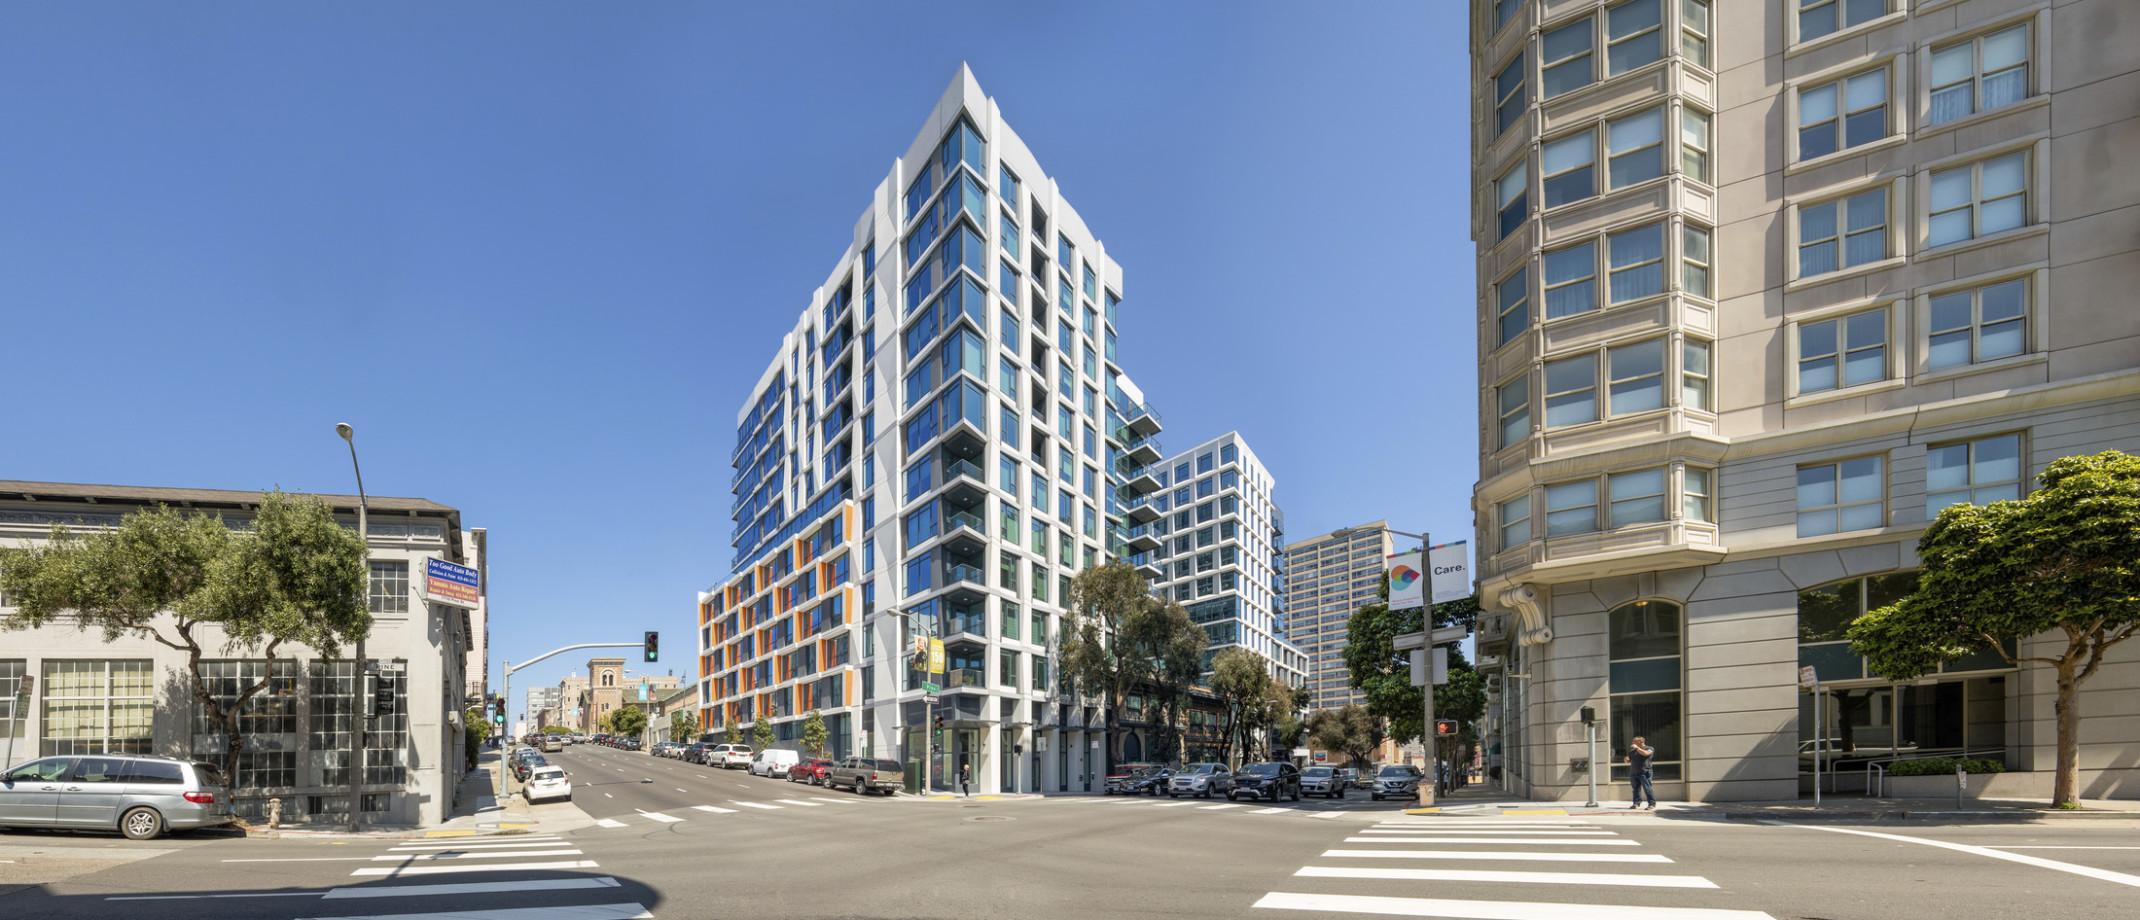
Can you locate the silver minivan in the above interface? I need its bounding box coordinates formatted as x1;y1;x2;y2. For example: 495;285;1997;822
0;755;234;839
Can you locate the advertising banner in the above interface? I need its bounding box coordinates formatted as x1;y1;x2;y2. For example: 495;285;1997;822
928;638;945;675
421;557;481;609
1386;551;1425;610
1428;541;1471;604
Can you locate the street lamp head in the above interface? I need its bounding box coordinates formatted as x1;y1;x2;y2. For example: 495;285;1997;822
335;422;355;442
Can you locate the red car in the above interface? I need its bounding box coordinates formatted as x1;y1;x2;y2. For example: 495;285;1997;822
789;757;835;785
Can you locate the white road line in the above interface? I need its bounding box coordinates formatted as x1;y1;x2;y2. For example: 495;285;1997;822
221;857;376;863
1342;836;1640;846
1253;892;1774;919
1775;822;2140;890
696;774;709;778
1152;801;1197;807
604;793;613;798
322;877;623;900
1373;821;1596;828
307;902;650;920
1995;846;2140;850
594;818;629;828
807;797;856;804
735;783;750;789
1322;849;1672;863
1358;829;1615;836
349;860;602;877
636;811;683;823
1296;865;1717;888
773;799;824;807
1200;803;1245;810
373;849;583;861
1250;807;1291;814
1309;811;1347;819
676;788;688;793
389;841;574;852
732;801;781;809
692;805;739;813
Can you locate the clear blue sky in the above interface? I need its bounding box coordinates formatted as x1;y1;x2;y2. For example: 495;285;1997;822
2;2;1476;712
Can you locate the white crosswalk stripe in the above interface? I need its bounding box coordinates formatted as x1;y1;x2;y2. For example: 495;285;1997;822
772;799;824;807
692;805;739;813
1199;803;1245;810
1250;807;1291;814
636;811;684;823
594;818;629;828
372;848;584;861
351;860;602;876
731;801;781;809
1252;819;1779;920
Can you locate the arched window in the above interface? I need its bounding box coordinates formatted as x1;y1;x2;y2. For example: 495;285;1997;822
1608;600;1682;782
602;672;615;687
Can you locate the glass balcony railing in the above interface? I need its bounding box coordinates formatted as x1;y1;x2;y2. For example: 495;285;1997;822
946;667;985;689
947;509;985;535
945;563;985;586
944;457;984;484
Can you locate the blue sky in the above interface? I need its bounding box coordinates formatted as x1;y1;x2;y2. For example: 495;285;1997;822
2;2;1476;713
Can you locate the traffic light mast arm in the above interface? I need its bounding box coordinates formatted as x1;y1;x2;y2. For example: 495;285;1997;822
498;640;660;797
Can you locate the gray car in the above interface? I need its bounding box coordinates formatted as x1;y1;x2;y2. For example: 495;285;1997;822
1301;765;1346;798
0;754;233;840
1167;762;1233;798
1370;764;1423;801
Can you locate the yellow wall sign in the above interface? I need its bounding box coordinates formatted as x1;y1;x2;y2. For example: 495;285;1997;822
928;638;945;675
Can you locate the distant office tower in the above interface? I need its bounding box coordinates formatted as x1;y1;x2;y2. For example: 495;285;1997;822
1283;522;1397;711
1471;0;2140;801
697;68;1171;796
1129;431;1304;686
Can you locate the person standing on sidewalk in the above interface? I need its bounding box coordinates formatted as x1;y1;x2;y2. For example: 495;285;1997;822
958;763;971;797
1626;736;1656;810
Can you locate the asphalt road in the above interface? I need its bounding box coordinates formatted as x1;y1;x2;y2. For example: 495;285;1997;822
4;746;2137;920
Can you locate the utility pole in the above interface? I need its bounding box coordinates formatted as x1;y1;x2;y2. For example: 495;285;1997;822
334;423;368;833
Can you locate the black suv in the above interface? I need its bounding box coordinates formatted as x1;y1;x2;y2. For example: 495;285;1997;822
1230;762;1302;802
1104;763;1171;796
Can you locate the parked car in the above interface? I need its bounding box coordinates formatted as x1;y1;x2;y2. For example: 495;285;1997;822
680;743;712;764
826;757;905;795
0;754;233;840
790;757;835;785
511;751;549;782
1167;763;1233;799
622;738;641;752
1301;766;1346;798
540;735;563;753
1370;764;1423;801
1103;763;1171;796
1231;762;1302;802
750;749;800;778
524;765;573;803
711;744;754;769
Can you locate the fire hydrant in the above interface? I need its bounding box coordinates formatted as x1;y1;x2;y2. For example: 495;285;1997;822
268;797;283;828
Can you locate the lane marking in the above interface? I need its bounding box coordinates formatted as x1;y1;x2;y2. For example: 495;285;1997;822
349;860;602;876
388;841;573;852
773;799;825;807
676;788;688;793
223;857;377;863
1250;807;1291;814
1152;801;1197;807
1994;846;2140;850
1322;849;1671;863
635;811;683;823
372;849;583;861
732;801;781;809
594;818;628;828
1296;865;1718;888
1357;829;1616;836
1341;836;1640;846
692;805;739;814
1309;811;1347;819
1200;803;1245;810
1252;892;1773;919
1774;822;2140;890
322;878;623;900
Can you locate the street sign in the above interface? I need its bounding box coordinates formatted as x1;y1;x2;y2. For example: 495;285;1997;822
421;557;481;609
1798;666;1819;690
1408;647;1449;686
921;681;941;693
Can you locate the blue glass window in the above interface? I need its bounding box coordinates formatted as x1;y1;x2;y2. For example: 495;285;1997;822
1082;263;1096;300
998;163;1018;205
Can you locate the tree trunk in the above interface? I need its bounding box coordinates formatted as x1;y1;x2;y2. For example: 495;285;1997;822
2054;660;2081;807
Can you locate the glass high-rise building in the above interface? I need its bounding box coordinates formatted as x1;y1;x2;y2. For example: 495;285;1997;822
697;68;1172;795
1472;0;2140;802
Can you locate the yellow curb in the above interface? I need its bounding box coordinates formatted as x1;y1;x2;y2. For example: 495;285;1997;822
1506;808;1568;815
974;796;1004;801
424;830;479;837
1403;807;1441;814
499;823;534;830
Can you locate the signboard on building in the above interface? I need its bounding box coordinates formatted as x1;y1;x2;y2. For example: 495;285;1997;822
422;557;481;609
1428;541;1470;604
1387;551;1425;609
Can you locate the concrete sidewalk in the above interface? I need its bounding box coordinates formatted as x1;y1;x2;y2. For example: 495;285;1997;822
1397;782;2140;820
242;748;592;839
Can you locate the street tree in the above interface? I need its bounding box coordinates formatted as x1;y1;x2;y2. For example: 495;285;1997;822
1062;562;1170;771
1849;450;2140;807
1210;647;1270;768
724;720;742;746
0;491;368;795
1343;594;1486;745
670;708;700;743
1305;704;1383;771
752;717;775;751
609;705;648;741
802;710;828;757
1134;599;1205;766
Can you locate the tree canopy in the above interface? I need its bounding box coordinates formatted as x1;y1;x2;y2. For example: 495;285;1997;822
608;704;649;739
752;717;775;750
801;710;828;757
1342;594;1486;745
1850;450;2140;806
1062;562;1190;770
670;708;700;742
1306;704;1383;770
0;491;369;792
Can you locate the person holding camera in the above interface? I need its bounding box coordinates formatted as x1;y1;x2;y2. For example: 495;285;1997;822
1625;736;1656;810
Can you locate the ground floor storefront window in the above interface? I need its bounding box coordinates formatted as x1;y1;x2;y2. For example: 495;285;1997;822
1608;601;1682;783
41;659;153;756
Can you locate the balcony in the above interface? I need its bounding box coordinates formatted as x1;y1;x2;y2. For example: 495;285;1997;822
1121;400;1163;437
1124;523;1161;554
945;667;985;689
1122;493;1161;524
1123;434;1163;466
1132;554;1164;582
1270;505;1285;536
938;441;989;508
941;604;988;644
1121;465;1162;495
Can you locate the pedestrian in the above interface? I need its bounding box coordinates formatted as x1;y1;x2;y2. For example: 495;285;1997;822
958;763;971;797
1626;735;1656;810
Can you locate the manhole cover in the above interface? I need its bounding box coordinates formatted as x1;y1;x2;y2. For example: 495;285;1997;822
967;815;1014;822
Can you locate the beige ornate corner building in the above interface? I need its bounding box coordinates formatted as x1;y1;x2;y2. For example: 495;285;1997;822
1470;0;2140;802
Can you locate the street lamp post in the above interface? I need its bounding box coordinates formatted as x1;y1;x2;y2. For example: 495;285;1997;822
1334;523;1439;809
334;422;369;833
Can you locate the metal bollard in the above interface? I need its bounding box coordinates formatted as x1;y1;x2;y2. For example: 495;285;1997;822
268;797;283;828
1956;764;1968;810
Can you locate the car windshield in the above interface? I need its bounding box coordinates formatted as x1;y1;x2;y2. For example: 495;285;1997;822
1303;767;1334;778
1378;766;1412;778
1182;763;1220;775
1242;764;1282;776
532;768;564;780
190;762;227;787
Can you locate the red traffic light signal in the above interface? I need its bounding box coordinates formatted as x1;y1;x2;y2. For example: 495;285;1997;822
1435;719;1458;736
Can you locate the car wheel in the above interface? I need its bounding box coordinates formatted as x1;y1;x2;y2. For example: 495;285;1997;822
120;807;163;841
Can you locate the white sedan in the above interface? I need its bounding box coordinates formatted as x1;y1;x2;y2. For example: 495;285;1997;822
525;765;572;803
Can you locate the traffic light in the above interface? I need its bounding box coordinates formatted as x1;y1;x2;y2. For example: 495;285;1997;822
15;674;31;697
934;714;944;736
1435;719;1458;737
644;631;659;663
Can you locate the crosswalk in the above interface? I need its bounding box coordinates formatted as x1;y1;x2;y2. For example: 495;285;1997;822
162;835;654;919
1251;817;1779;920
581;796;861;829
1058;794;1394;820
